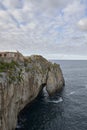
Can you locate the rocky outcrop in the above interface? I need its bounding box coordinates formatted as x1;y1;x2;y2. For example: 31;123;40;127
0;54;65;130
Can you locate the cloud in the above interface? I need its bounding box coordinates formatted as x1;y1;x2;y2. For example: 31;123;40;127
30;0;76;15
0;0;87;59
63;1;85;17
31;0;69;9
2;0;24;9
78;18;87;31
43;53;87;60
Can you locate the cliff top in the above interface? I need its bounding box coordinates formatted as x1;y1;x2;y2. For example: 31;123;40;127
0;52;61;85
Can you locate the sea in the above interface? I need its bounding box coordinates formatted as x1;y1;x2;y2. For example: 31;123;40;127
16;60;87;130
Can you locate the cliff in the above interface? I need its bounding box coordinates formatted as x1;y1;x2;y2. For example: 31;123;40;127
0;53;65;130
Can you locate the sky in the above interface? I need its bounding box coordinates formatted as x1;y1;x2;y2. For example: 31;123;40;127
0;0;87;59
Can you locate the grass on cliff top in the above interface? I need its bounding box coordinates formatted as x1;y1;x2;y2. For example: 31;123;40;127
0;61;23;84
0;61;19;72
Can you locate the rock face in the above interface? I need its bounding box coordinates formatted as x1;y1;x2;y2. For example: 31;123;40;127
0;54;65;130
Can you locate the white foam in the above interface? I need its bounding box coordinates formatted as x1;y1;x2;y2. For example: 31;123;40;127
16;125;22;129
47;97;63;104
43;87;49;97
68;91;75;96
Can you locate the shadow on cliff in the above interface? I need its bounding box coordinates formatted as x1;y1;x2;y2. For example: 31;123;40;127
15;85;65;130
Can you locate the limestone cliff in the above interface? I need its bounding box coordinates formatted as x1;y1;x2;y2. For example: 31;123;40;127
0;54;65;130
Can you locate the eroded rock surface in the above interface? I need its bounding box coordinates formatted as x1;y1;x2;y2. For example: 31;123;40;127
0;54;65;130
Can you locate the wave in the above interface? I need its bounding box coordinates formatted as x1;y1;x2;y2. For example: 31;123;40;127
43;87;49;97
67;86;87;96
67;91;75;96
16;125;22;129
47;97;63;104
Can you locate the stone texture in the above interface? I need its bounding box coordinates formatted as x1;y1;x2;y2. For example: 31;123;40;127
0;54;65;130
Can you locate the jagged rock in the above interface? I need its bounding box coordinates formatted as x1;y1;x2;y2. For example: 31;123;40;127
0;53;65;130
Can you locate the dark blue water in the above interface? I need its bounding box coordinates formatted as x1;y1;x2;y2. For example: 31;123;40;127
16;60;87;130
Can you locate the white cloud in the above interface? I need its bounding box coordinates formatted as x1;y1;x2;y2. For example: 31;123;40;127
43;54;87;60
31;0;73;10
0;0;87;59
78;18;87;31
2;0;24;9
63;1;85;15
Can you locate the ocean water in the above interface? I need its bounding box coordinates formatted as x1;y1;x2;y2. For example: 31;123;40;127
16;60;87;130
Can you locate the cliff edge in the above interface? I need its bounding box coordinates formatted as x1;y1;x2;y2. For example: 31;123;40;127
0;52;65;130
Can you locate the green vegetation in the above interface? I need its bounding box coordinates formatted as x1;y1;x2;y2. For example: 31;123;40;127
0;73;3;77
0;61;23;84
0;61;19;72
0;55;59;84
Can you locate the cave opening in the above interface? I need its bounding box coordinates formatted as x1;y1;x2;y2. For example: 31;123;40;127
15;83;48;130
